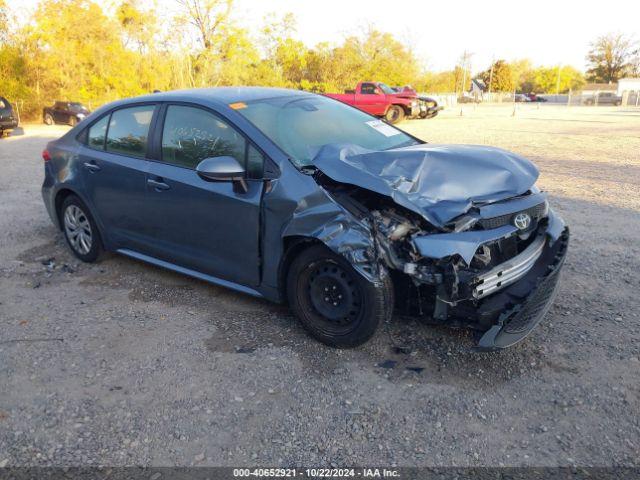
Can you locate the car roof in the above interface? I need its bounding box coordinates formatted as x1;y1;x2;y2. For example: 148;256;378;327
131;87;313;105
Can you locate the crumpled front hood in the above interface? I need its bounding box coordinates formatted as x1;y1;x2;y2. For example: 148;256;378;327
312;143;539;228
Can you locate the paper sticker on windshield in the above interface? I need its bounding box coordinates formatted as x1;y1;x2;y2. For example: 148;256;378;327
366;120;401;137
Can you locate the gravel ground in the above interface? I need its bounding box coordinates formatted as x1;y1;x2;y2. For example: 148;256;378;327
0;105;639;468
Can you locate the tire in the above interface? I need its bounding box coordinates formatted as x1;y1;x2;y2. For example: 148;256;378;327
384;105;405;124
44;113;54;125
69;116;77;127
287;244;393;348
60;195;103;263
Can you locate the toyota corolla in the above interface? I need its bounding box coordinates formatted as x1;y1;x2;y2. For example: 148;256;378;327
41;88;569;350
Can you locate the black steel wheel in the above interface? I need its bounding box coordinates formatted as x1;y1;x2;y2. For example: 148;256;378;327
287;244;393;348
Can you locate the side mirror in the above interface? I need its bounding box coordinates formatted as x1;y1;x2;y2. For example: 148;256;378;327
196;156;245;181
196;156;248;193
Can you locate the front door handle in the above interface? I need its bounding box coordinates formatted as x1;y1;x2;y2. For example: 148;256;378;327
147;178;170;191
83;161;101;172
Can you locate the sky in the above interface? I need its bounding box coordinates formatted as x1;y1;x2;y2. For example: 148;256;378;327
13;0;640;72
235;0;640;72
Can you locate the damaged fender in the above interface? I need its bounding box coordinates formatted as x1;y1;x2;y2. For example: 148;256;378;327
280;187;381;283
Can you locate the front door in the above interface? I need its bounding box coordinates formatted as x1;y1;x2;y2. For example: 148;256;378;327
141;104;264;287
356;83;387;115
78;104;156;251
53;103;67;124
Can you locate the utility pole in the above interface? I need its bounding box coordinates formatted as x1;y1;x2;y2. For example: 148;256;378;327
488;57;495;99
461;51;468;97
555;64;561;96
459;50;473;97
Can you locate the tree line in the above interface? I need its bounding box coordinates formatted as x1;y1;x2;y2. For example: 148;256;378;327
0;0;637;118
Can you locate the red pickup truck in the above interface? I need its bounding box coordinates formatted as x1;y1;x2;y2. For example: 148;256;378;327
325;82;420;124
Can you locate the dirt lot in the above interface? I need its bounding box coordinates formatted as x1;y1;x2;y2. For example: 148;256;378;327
1;105;639;468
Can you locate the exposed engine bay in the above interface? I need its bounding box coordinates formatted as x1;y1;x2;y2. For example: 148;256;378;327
316;173;568;348
303;142;569;349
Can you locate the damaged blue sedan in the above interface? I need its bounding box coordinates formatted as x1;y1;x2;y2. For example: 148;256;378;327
41;88;569;350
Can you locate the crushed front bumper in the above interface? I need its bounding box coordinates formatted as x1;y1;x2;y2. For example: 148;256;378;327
472;227;570;351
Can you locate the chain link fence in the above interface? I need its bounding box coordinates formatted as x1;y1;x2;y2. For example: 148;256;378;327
420;90;640;108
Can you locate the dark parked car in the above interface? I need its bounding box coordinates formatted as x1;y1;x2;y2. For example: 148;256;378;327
41;88;569;350
526;93;547;102
0;96;19;136
43;101;91;126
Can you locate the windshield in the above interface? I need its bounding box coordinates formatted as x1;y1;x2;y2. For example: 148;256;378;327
69;102;86;112
235;95;420;167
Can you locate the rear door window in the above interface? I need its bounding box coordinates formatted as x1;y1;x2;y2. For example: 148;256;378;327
106;105;155;158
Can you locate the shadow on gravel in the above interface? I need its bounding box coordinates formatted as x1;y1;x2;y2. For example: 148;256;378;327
12;194;638;390
1;126;25;137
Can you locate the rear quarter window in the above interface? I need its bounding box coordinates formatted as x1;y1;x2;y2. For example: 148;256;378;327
87;115;109;150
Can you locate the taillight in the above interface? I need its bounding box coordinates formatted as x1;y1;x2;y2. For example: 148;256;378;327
42;149;51;162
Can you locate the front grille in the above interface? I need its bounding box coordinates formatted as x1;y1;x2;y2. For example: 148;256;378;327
503;244;564;334
473;234;546;299
478;202;547;230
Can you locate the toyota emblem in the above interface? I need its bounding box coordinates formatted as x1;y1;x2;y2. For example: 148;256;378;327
513;212;532;230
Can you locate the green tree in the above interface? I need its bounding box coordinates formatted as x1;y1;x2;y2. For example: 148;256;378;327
586;33;638;83
479;60;514;92
415;70;457;93
532;65;584;93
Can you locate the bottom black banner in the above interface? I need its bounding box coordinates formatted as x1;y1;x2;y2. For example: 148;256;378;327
1;467;640;480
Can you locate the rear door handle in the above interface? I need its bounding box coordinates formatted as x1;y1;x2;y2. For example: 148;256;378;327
83;162;101;172
147;178;170;191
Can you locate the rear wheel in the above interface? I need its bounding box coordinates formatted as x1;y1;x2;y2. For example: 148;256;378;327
287;245;393;348
384;105;405;124
44;113;54;125
60;195;103;263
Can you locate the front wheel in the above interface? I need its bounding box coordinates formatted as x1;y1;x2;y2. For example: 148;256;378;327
384;105;405;124
69;116;77;127
44;113;54;125
287;245;393;348
61;195;103;262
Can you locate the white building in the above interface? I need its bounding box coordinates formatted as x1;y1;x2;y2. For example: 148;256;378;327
617;78;640;96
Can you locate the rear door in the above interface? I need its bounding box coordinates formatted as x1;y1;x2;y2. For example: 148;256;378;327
77;104;157;251
141;103;264;286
